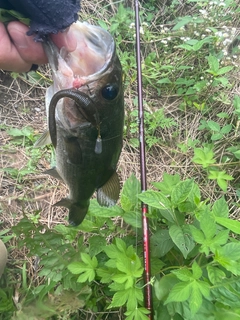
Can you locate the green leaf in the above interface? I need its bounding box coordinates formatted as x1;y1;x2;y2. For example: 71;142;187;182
192;261;202;279
215;217;240;234
192;147;216;168
221;124;232;134
212;197;229;218
207;120;220;132
172;268;193;281
109;289;129;308
152;173;180;195
154;274;179;301
89;200;123;218
89;236;107;257
150;229;174;258
122;211;142;228
125;307;150;320
138;190;172;210
211;133;223;141
207;55;219;74
164;281;191;304
189;281;202;314
216;66;234;75
207;265;226;284
171;179;194;206
67;262;84;275
169;225;194;258
157;78;172;84
192;37;213;51
120;174;141;211
189;225;205;243
200;211;216;240
208;170;233;191
173;16;193;30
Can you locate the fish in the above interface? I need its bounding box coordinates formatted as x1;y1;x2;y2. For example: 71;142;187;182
0;0;80;40
37;22;124;226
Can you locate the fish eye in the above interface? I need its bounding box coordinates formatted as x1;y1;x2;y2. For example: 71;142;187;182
101;84;119;100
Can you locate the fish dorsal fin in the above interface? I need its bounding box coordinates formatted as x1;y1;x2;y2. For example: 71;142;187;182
97;171;120;207
34;130;52;147
44;167;63;180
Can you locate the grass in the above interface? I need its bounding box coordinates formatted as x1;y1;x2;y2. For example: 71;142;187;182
1;0;240;319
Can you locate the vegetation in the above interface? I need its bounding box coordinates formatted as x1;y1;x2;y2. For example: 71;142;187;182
1;0;240;319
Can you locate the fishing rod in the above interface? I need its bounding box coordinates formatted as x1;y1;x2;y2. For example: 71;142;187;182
134;0;153;318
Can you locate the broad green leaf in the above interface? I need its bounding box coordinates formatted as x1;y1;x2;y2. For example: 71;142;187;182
189;281;202;314
207;265;226;284
120;174;141;211
89;200;123;218
154;274;179;301
212;197;229;218
150;229;174;258
192;261;202;279
115;238;127;253
138;190;172;209
207;120;220;132
221;124;232;134
172;268;193;281
152;173;180;195
189;225;205;243
157;78;172;84
125;307;150;320
109;289;129;308
197;279;210;297
200;211;216;240
207;55;219;74
216;66;234;75
192;37;213;51
169;225;194;258
67;262;83;274
215;217;240;234
123;210;142;228
173;16;192;30
171;179;194;206
192;147;216;168
81;253;98;268
211;133;223;141
164;281;191;304
89;236;107;257
208;170;233;191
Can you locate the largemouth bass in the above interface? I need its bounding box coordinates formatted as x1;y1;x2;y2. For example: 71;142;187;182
37;22;124;226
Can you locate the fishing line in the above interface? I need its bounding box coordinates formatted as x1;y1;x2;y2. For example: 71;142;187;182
134;0;153;318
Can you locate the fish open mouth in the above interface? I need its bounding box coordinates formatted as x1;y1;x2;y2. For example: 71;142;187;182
44;22;115;91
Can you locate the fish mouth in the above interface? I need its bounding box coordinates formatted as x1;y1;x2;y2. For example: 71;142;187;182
43;22;115;90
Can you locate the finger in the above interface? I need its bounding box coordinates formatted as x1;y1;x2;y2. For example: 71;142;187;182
7;21;48;66
0;22;31;72
50;26;77;52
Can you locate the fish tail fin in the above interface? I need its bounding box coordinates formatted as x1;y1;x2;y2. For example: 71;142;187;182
53;198;90;226
97;171;120;207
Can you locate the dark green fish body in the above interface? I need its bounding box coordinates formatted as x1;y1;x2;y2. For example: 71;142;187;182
40;22;124;226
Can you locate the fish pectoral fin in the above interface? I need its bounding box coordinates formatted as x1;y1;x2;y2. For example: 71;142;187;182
97;171;120;207
44;167;63;180
34;130;52;147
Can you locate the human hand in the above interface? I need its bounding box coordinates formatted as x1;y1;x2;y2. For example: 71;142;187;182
0;21;77;72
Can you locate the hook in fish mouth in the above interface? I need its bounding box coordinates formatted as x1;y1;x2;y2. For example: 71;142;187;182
48;88;102;153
